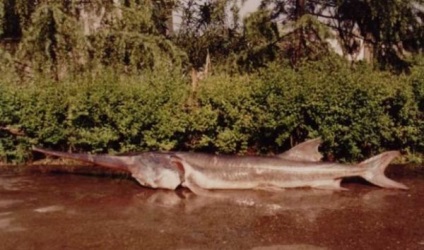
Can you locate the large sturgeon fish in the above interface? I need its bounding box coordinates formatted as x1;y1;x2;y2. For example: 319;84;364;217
33;138;408;193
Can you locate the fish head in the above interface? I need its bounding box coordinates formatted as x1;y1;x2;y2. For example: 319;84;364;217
128;153;183;190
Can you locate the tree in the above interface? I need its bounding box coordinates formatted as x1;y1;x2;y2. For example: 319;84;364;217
87;0;184;73
240;0;424;70
333;0;424;72
16;2;87;80
174;0;245;70
1;0;424;76
0;0;185;80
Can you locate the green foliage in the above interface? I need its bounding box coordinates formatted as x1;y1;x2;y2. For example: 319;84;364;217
0;84;32;162
1;58;423;163
0;0;423;164
4;0;185;80
254;0;335;66
2;0;424;76
188;74;256;153
17;3;88;79
409;60;424;157
88;1;185;73
175;0;244;69
334;0;424;71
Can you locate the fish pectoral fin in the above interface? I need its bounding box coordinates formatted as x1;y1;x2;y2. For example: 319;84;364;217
182;176;211;196
185;183;213;196
277;137;323;162
313;179;348;191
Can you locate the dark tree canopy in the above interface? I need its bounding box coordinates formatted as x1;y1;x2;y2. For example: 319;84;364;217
0;0;423;77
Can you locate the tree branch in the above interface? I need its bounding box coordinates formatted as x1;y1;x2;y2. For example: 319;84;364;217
0;126;26;136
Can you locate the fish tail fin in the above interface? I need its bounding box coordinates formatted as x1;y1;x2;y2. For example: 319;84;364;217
359;151;408;190
32;147;131;172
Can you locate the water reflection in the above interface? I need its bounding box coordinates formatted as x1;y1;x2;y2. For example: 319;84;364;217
129;188;398;219
0;212;26;232
0;173;421;249
0;173;400;220
0;200;24;209
0;175;33;191
34;205;65;213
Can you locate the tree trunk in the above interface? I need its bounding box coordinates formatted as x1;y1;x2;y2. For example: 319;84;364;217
296;0;305;19
165;7;174;36
363;32;374;64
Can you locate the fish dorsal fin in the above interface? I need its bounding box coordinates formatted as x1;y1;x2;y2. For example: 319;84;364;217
277;138;323;162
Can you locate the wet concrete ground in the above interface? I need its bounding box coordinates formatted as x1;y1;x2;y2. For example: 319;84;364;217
0;169;422;250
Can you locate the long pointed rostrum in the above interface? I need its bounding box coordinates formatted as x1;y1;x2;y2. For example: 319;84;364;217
33;147;132;172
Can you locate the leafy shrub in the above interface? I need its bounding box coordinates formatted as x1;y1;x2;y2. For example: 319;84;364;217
0;58;423;163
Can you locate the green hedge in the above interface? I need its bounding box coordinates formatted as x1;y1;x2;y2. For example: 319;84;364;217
191;60;423;161
0;59;423;163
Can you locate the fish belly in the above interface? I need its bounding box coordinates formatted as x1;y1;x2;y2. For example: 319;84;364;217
184;167;340;190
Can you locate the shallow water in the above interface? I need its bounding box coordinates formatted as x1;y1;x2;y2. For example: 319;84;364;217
0;171;422;250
